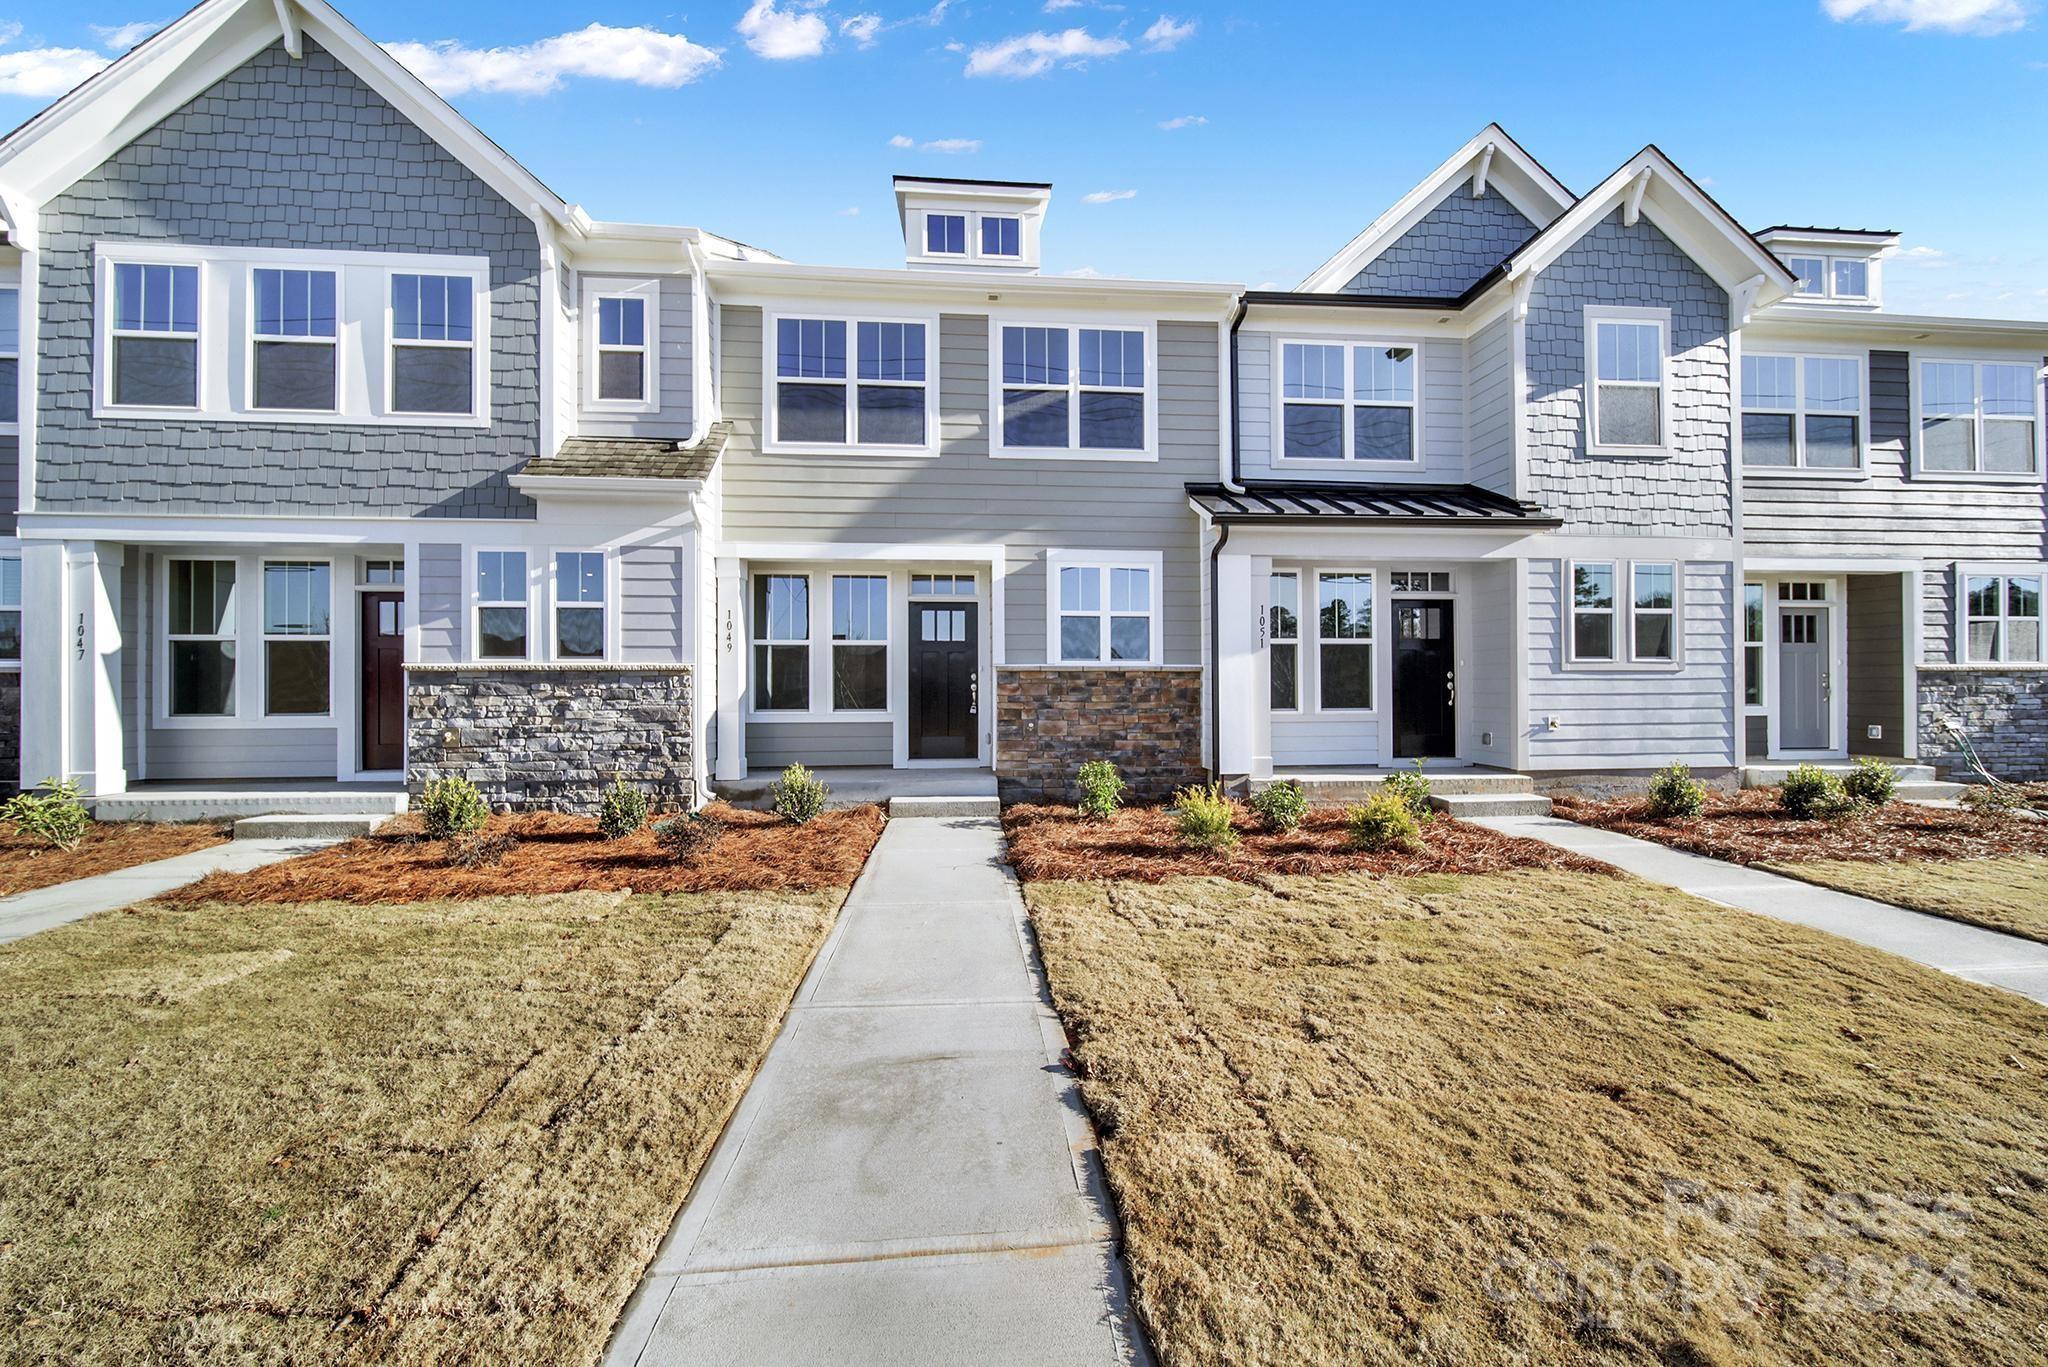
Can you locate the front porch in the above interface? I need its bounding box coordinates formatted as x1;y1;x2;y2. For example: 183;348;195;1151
1743;565;1919;764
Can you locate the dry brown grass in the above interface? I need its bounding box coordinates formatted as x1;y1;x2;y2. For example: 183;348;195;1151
1027;869;2048;1366
1764;854;2048;946
0;821;230;896
164;802;884;905
1004;803;1616;884
1552;788;2048;865
0;886;847;1364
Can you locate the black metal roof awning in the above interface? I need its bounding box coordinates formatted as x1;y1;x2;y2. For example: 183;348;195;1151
1186;481;1562;528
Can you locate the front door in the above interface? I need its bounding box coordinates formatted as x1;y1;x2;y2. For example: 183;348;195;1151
1780;607;1830;751
1392;599;1455;759
359;591;405;772
909;602;977;760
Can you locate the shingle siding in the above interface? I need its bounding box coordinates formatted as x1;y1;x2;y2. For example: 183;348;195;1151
35;39;541;519
1524;212;1733;536
1341;185;1533;299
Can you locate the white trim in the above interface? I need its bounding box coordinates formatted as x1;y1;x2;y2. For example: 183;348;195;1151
1907;353;2045;485
764;310;940;457
988;318;1158;462
1582;305;1673;459
583;278;661;415
1269;335;1424;470
1738;347;1871;478
1954;562;2048;666
1044;548;1163;666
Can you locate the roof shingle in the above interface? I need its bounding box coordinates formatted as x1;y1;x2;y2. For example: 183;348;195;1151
520;423;729;482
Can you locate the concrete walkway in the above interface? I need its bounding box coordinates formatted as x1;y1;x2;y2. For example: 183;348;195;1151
1476;814;2048;1006
606;816;1149;1367
0;837;339;944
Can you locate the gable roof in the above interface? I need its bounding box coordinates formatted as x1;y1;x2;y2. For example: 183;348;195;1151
1298;124;1575;293
0;0;577;238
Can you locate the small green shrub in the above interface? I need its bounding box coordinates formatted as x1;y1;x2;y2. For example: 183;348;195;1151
1075;760;1127;821
771;764;830;825
419;776;488;840
2;778;90;851
1843;756;1899;807
448;830;518;870
1173;783;1240;852
1382;760;1433;823
1779;764;1852;820
1644;762;1707;820
1345;792;1421;852
597;776;650;841
1247;780;1309;833
653;810;726;861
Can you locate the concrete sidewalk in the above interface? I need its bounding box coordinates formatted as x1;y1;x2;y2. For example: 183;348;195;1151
1476;814;2048;1006
606;816;1149;1367
0;837;339;944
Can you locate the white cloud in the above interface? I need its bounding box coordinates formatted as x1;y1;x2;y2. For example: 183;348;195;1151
1140;14;1196;50
1894;244;1954;267
737;1;830;60
889;133;916;148
1063;266;1102;276
0;37;110;98
1820;0;2033;35
963;27;1127;76
1081;188;1136;204
1157;113;1206;129
90;19;163;51
890;133;981;152
835;205;861;216
1044;0;1085;8
384;24;721;96
840;13;882;47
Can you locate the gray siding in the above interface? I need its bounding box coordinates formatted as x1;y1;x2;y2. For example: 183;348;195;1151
1526;558;1736;768
576;272;694;440
415;543;462;663
1525;212;1733;536
0;436;16;535
720;307;1216;666
1271;712;1378;768
1341;185;1534;298
1467;314;1514;497
620;545;685;662
1464;558;1514;766
1846;572;1906;751
1745;713;1768;757
745;720;891;768
37;39;540;519
1235;329;1464;483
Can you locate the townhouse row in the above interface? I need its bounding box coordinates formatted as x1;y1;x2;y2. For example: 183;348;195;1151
0;0;2042;812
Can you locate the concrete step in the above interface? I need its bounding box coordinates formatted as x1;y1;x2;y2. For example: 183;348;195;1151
1429;792;1553;819
1896;781;1968;801
888;795;1001;820
232;814;390;841
97;789;409;823
1254;772;1535;801
1741;762;1935;789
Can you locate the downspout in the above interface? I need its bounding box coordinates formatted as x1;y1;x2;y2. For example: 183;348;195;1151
1223;294;1249;492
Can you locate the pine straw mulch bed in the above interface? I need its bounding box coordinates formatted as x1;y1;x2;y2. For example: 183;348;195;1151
163;802;885;905
1003;803;1616;885
0;821;231;897
1550;787;2048;866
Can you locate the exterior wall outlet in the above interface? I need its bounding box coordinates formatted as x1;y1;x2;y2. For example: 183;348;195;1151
1545;716;1562;732
1480;731;1495;747
1866;724;1883;740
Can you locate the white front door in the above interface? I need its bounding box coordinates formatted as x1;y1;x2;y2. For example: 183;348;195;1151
1779;606;1830;751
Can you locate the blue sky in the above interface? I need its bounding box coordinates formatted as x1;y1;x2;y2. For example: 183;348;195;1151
1;0;2044;314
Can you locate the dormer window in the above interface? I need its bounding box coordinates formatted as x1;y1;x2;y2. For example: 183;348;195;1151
925;214;967;256
1831;259;1868;299
1789;256;1826;297
981;216;1020;258
1780;251;1877;303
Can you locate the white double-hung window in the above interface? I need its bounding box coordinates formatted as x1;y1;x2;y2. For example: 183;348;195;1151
998;325;1149;457
772;316;930;450
1051;552;1158;664
1962;569;2045;665
251;268;338;412
1568;560;1682;666
1584;307;1669;456
1316;572;1373;710
753;573;810;711
262;561;331;716
1279;341;1419;463
554;551;606;660
1919;361;2041;478
110;262;201;408
1268;572;1299;711
475;550;529;660
167;559;237;716
1741;354;1864;472
391;273;476;416
594;295;650;404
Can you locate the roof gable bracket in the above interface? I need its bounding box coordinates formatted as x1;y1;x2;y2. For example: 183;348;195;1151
1730;274;1766;329
272;0;303;58
1622;168;1653;228
1472;143;1495;198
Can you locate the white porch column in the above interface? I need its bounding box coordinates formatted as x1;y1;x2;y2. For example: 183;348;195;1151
713;556;746;781
24;541;127;795
1214;549;1264;779
19;541;64;790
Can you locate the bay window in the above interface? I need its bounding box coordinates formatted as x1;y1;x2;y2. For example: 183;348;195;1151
753;573;810;711
167;559;236;716
773;317;929;449
111;262;200;408
262;561;331;716
251;267;338;412
1585;309;1668;455
1268;571;1299;710
476;550;528;659
1964;571;2045;665
1053;556;1156;664
831;574;888;711
391;273;475;416
1741;354;1863;471
1317;572;1373;710
554;551;606;659
1920;361;2041;477
999;325;1148;456
1279;341;1418;463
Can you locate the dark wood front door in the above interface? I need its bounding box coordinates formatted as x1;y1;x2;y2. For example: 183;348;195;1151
909;602;977;760
1392;600;1455;759
360;592;405;772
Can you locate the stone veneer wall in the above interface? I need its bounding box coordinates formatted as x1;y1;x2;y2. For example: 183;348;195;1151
0;671;18;794
407;666;693;813
1920;671;2048;781
995;666;1204;805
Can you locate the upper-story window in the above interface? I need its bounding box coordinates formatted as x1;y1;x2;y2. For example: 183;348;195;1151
1584;307;1669;457
391;274;475;416
980;216;1021;258
772;316;930;451
925;214;967;256
1741;354;1864;473
596;297;647;403
112;262;200;408
0;288;17;428
997;324;1149;458
1279;341;1418;464
1919;360;2040;479
1788;254;1870;301
251;268;338;412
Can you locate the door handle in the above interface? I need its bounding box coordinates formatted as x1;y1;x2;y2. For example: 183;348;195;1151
1445;669;1456;706
969;673;979;715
